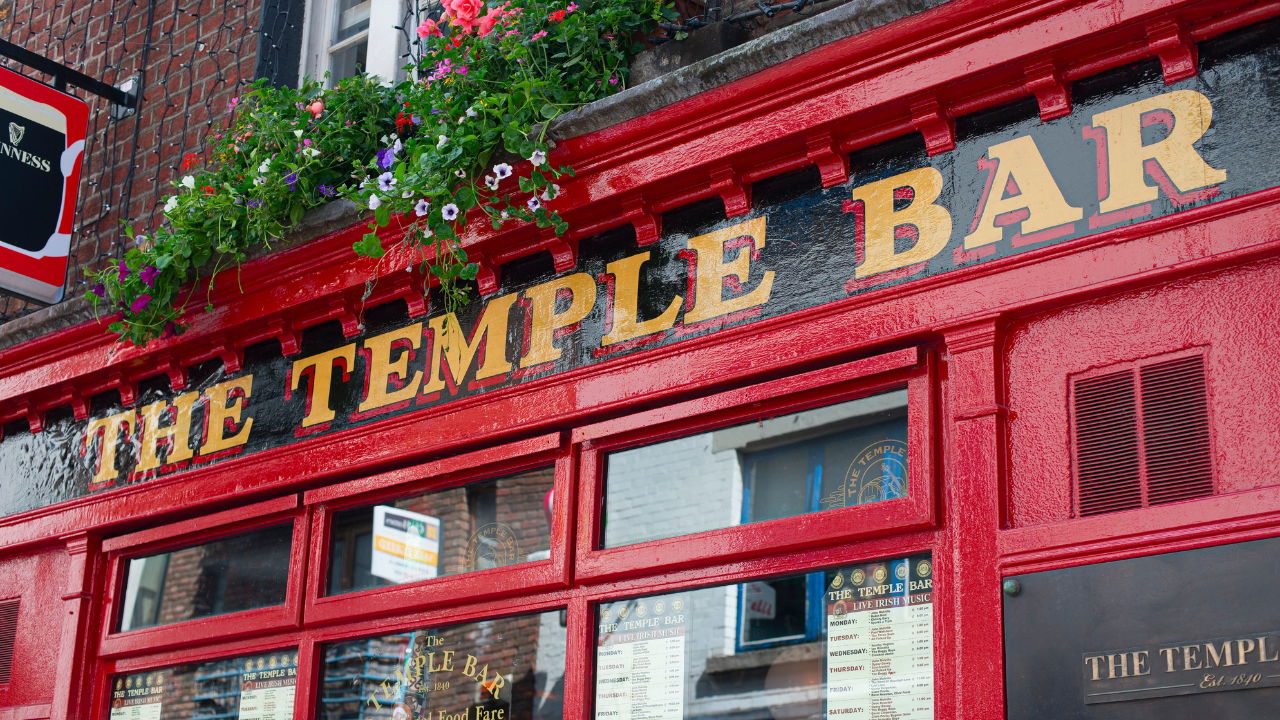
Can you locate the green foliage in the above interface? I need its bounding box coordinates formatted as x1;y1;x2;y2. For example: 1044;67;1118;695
89;0;667;346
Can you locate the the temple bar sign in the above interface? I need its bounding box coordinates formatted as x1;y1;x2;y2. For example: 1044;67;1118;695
0;65;87;304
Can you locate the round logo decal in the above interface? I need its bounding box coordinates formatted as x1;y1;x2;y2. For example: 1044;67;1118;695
851;568;867;586
895;563;908;580
873;565;888;584
830;572;845;590
917;559;932;578
466;522;521;570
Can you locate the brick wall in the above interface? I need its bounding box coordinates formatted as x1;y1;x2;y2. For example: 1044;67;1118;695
0;0;267;318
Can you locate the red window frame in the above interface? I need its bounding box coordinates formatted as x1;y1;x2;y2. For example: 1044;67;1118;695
573;346;936;582
97;495;309;658
301;433;574;626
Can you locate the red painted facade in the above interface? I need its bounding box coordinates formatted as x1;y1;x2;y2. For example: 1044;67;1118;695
1;0;1280;718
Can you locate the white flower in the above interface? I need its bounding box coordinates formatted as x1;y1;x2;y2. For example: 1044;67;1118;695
442;203;459;221
293;129;303;138
402;189;413;198
500;210;509;220
303;147;320;158
492;163;513;180
258;160;271;173
377;172;397;192
422;226;433;238
437;135;448;148
134;235;148;247
254;176;266;186
484;175;499;191
466;106;478;118
181;175;195;189
414;199;430;217
529;149;546;166
369;194;383;210
163;196;178;213
393;138;403;153
527;196;541;212
454;169;466;178
541;183;561;201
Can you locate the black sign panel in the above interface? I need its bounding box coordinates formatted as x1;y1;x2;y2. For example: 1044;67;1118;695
0;66;87;303
1005;536;1280;719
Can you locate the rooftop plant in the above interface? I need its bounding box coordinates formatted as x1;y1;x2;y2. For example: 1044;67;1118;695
89;0;672;346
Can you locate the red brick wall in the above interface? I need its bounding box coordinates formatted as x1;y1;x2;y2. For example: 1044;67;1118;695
0;0;264;318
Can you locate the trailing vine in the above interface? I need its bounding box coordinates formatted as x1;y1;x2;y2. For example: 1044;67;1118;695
88;0;673;346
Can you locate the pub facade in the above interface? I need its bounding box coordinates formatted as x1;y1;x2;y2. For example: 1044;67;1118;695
0;0;1279;719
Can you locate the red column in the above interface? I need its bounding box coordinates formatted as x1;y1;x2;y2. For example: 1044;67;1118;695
51;533;100;720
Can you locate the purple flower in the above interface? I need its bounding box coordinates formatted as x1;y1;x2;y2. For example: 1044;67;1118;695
130;294;152;313
318;184;337;197
377;172;397;192
414;199;430;217
492;163;512;180
285;172;299;191
139;266;160;287
91;283;105;298
527;196;542;212
247;198;264;208
376;146;397;169
442;203;459;221
117;260;129;282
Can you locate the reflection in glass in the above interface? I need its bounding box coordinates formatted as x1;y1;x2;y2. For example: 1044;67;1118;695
602;390;908;548
595;555;933;720
118;524;292;632
327;467;554;596
320;611;567;720
109;650;297;720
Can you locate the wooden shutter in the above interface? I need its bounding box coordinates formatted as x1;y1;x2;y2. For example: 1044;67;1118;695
0;599;17;685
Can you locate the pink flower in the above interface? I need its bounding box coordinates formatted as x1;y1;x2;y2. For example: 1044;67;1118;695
305;99;325;119
567;2;578;10
530;30;548;40
477;4;509;36
416;17;443;37
129;294;152;313
445;0;484;32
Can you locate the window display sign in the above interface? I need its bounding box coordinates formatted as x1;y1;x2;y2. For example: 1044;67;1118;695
238;662;297;720
826;554;933;720
1005;536;1280;719
371;505;441;584
0;65;87;303
596;597;688;720
109;671;164;720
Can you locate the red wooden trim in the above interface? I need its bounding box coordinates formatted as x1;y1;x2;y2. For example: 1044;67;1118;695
99;495;298;552
572;347;920;444
301;432;560;505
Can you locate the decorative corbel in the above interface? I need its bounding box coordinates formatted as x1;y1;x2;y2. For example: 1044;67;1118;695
69;388;89;421
910;97;955;156
215;339;244;375
23;400;43;434
805;130;850;187
155;356;188;392
107;371;137;407
541;229;577;273
335;298;362;339
710;164;751;217
621;194;661;246
1024;60;1071;122
1147;19;1197;84
267;318;301;357
473;254;501;297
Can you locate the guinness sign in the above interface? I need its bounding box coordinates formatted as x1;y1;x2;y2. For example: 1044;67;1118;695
0;65;87;303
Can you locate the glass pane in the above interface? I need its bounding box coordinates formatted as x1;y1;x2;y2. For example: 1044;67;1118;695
110;649;298;720
595;554;934;720
333;0;370;42
330;39;368;83
327;467;554;595
319;610;567;719
117;523;292;632
602;390;908;548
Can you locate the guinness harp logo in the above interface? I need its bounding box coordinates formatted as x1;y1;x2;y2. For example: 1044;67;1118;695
8;122;24;146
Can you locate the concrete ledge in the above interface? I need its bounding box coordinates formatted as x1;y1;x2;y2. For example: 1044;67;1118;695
551;0;946;139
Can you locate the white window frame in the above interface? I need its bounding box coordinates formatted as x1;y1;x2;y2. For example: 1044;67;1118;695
300;0;407;85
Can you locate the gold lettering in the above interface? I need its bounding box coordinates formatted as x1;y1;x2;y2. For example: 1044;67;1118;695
82;410;137;485
1260;636;1280;663
290;344;356;427
359;323;423;412
1132;650;1151;677
422;295;519;394
520;273;596;368
852;167;952;278
441;650;455;672
683;216;775;324
1183;644;1203;671
200;375;253;455
461;653;478;679
601;252;682;346
1089;89;1227;214
484;670;505;700
963;135;1082;249
1160;647;1178;673
1107;653;1130;679
1205;641;1234;668
1234;638;1257;665
136;392;198;472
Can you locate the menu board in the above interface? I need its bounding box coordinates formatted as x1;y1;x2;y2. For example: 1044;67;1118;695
826;554;934;720
109;672;164;720
372;505;441;584
239;664;298;720
595;596;688;720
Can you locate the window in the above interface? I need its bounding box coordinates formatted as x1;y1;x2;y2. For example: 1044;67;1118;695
302;0;425;84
